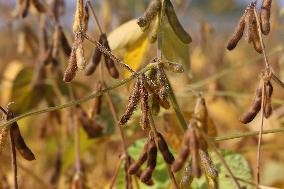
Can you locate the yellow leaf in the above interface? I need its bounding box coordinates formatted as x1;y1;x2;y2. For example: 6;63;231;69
123;36;149;78
108;19;146;51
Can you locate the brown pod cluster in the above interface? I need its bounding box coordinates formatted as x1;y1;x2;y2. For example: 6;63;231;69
119;79;141;125
128;133;157;185
76;105;103;138
7;109;35;161
227;3;262;53
144;65;171;110
157;132;175;164
137;0;161;31
240;80;273;124
260;0;272;35
140;134;157;183
119;75;151;130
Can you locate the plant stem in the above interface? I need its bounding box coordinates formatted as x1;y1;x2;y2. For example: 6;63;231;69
10;128;18;189
83;33;135;74
0;65;152;130
108;155;125;189
87;0;103;35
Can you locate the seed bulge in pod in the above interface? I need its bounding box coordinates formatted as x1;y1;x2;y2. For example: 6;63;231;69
147;135;157;169
180;165;194;189
140;167;154;183
128;141;149;175
227;12;246;50
63;43;78;82
140;77;150;130
264;81;273;118
240;81;262;124
157;132;175;164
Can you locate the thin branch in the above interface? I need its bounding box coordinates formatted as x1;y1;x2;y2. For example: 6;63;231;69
0;65;152;130
256;79;265;185
213;127;284;142
87;0;103;34
271;72;284;90
10;128;18;189
83;33;136;74
108;155;125;189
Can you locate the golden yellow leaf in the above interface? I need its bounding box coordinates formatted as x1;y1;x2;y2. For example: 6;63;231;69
108;19;146;51
123;36;149;78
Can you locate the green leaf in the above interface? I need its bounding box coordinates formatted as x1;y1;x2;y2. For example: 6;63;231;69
191;150;254;189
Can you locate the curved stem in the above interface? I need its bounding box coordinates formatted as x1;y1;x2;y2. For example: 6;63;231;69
0;65;153;130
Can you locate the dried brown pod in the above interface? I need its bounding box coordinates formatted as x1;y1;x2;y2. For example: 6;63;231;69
140;77;150;130
140;167;154;183
188;125;201;178
137;0;161;31
227;12;246;50
75;34;87;70
246;5;262;53
21;0;30;18
63;42;78;82
135;169;154;186
164;0;192;44
240;81;262;124
101;34;120;79
84;34;104;76
73;0;84;33
119;79;141;125
128;141;149;175
194;97;208;132
157;132;175;164
264;81;273;118
31;0;46;13
147;134;157;169
90;81;103;117
151;96;160;116
171;132;190;172
59;27;72;56
260;0;272;35
180;165;193;189
7;110;35;161
77;105;103;138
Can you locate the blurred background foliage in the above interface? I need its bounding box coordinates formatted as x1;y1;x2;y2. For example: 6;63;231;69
0;0;284;189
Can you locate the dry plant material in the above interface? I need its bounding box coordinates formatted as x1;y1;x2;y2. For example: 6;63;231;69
59;26;72;56
240;78;274;124
22;0;30;18
140;77;150;130
6;109;35;161
85;33;119;78
137;0;161;31
0;128;9;154
199;150;218;189
227;3;262;53
128;140;149;175
164;0;192;44
63;38;79;82
90;81;103;117
119;79;141;125
76;105;103;138
31;0;46;13
156;132;175;164
140;133;157;183
172;97;218;184
160;60;185;73
260;0;272;35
